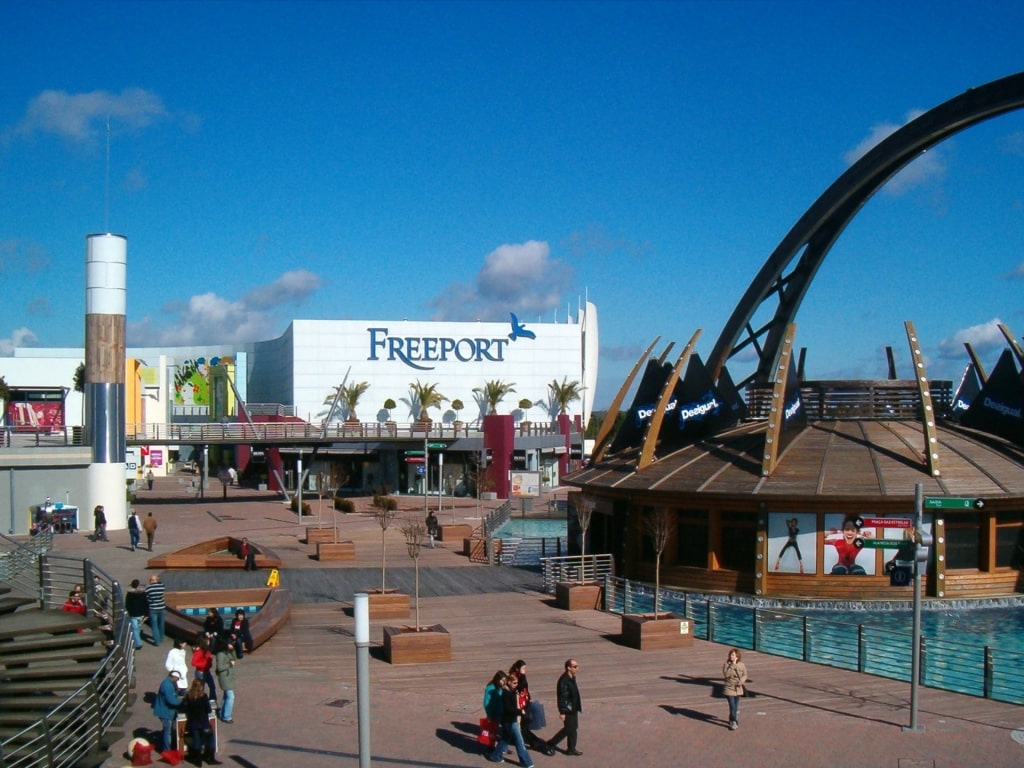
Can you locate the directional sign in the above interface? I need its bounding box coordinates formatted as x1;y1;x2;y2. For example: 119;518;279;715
405;450;425;456
856;517;912;529
858;538;908;549
924;497;983;510
428;443;446;449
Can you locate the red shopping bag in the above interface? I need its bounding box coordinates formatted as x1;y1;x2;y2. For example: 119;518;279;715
477;717;498;748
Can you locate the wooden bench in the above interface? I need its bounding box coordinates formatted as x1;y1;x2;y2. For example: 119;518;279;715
163;588;292;651
147;537;282;570
316;541;356;561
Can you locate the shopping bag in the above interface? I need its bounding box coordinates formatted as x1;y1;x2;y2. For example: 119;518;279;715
526;700;547;730
477;717;498;748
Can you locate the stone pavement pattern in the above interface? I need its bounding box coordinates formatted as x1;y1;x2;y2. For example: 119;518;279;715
49;479;1024;767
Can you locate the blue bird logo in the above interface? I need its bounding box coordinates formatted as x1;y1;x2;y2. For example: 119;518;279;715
508;313;536;341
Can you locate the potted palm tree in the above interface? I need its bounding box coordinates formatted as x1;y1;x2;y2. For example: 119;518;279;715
341;381;370;423
473;380;516;415
409;380;447;429
365;494;409;619
383;518;451;664
556;494;603;610
548;376;584;416
620;508;692;649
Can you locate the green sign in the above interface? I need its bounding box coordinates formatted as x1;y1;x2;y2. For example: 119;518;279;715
406;450;425;456
428;443;447;449
859;538;907;549
924;497;980;509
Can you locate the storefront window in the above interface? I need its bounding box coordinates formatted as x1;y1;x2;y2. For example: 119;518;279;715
945;513;980;570
676;509;708;568
995;510;1024;569
719;511;756;571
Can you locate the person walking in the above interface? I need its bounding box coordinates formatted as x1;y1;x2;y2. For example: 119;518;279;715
181;677;221;765
142;512;158;551
425;511;439;548
214;637;237;723
510;659;546;751
146;575;167;645
153;669;184;754
146;468;155;490
127;509;141;551
125;578;148;649
93;504;108;542
488;672;534;767
722;648;748;731
545;659;582;756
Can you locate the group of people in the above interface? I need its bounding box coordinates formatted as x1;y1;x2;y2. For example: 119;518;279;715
152;616;250;765
482;658;584;766
92;504;159;551
122;575;168;648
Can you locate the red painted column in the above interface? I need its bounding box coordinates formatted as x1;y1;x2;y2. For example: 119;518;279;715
483;414;514;499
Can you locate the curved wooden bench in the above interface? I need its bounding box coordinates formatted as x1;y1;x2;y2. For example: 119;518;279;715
147;537;282;570
163;588;292;651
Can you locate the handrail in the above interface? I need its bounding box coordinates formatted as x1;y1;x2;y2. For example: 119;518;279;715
540;554;616;592
600;574;1024;706
0;553;132;768
0;530;53;602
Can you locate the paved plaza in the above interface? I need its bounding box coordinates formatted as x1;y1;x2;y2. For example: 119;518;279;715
49;478;1024;767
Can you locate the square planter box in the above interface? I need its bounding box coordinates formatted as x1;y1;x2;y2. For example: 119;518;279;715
316;541;355;561
438;523;472;542
366;589;410;620
383;624;452;664
620;613;695;650
555;581;603;611
304;527;337;546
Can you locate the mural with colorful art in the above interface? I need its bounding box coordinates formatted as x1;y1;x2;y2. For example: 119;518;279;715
173;357;225;405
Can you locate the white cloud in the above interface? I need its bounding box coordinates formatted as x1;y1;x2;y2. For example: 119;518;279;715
844;110;946;195
0;327;39;356
242;269;323;310
935;318;1007;360
8;88;168;143
128;269;325;346
427;240;573;321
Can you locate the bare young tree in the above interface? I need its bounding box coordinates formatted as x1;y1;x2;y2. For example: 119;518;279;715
401;517;428;630
373;494;398;592
643;508;674;619
575;494;596;583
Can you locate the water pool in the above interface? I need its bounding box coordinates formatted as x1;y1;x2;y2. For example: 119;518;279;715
494;518;567;539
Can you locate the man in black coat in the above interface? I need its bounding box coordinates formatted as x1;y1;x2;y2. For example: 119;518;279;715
546;658;583;756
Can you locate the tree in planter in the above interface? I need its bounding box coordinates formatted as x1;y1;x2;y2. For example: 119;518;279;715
450;398;464;426
340;381;370;423
473;380;516;415
548;376;584;416
373;494;398;592
383;398;396;421
574;495;596;583
517;397;534;427
642;507;674;619
401;517;429;630
409;380;447;424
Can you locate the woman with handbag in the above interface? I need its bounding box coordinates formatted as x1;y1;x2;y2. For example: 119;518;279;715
509;660;548;752
722;648;748;731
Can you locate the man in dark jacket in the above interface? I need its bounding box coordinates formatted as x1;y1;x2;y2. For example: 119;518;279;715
546;659;582;756
125;578;149;649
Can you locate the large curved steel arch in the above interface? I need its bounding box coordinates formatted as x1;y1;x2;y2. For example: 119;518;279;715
708;71;1024;389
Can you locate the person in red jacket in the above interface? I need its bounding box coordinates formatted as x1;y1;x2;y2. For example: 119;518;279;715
190;635;218;706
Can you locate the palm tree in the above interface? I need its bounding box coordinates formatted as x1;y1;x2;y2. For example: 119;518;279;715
548;376;584;415
340;381;370;422
473;380;516;415
409;380;447;422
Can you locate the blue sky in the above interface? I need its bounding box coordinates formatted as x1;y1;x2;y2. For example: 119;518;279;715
2;0;1023;408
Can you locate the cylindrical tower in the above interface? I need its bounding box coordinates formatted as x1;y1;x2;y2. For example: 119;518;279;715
85;233;128;531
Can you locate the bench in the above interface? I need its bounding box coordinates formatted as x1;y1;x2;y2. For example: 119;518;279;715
316;541;356;561
147;537;282;570
438;523;473;542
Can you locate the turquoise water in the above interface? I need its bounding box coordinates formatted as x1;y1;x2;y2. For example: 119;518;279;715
182;605;260;617
494;518;567;538
808;606;1024;650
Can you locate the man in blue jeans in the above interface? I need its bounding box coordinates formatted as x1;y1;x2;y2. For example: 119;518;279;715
146;574;167;645
125;579;148;649
153;669;183;752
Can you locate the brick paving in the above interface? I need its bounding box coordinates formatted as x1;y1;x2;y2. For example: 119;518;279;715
49;478;1024;767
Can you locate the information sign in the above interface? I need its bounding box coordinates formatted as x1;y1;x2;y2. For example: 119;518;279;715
923;497;982;509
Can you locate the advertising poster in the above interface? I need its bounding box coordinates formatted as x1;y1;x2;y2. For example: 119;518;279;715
822;513;876;575
767;512;817;574
877;514;932;577
510;471;541;498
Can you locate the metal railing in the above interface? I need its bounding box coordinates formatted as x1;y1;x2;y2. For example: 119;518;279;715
0;537;134;768
601;575;1024;706
539;554;616;592
125;419;486;444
